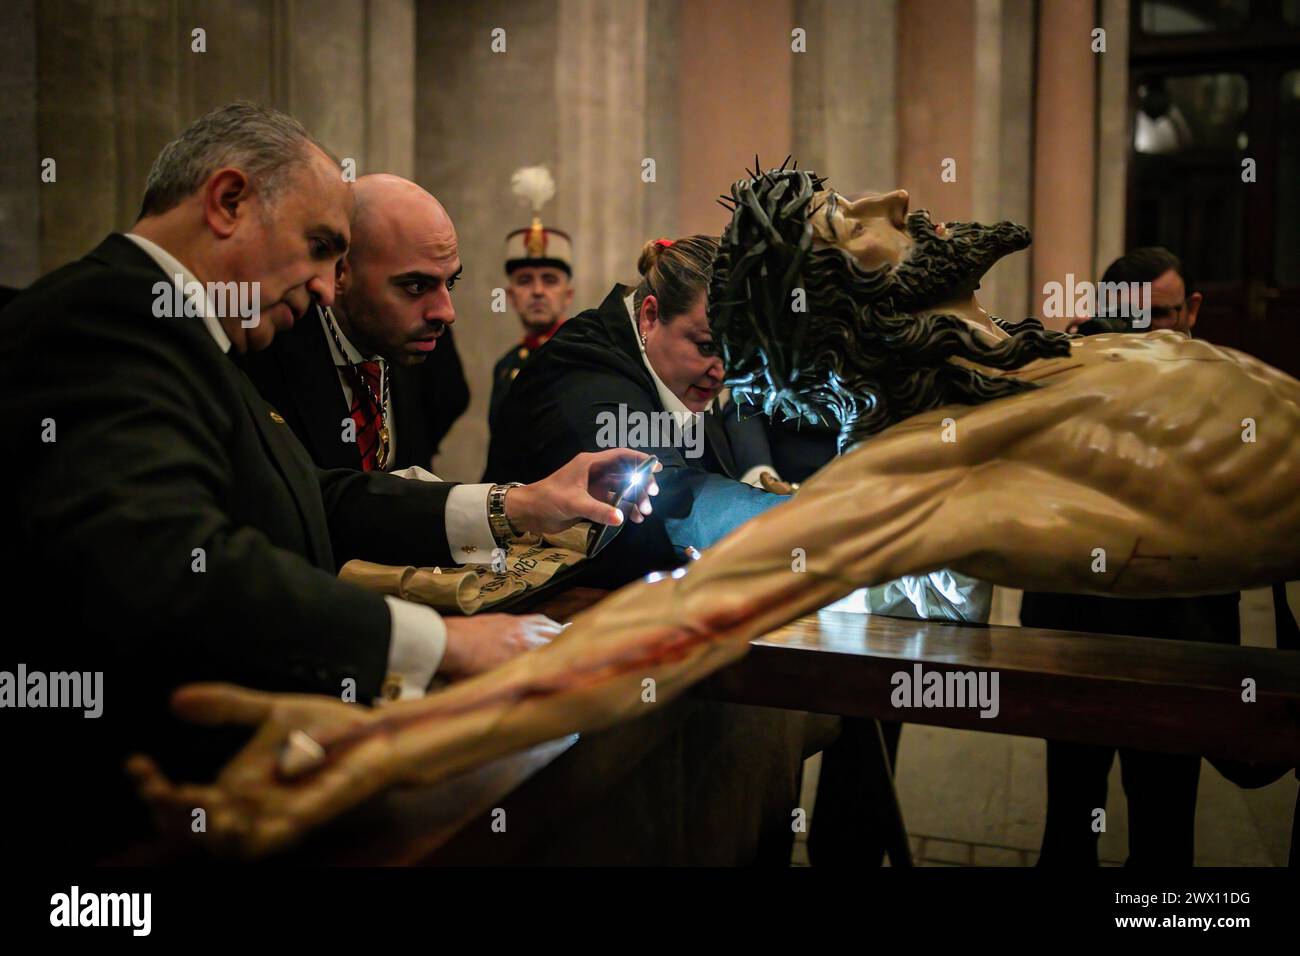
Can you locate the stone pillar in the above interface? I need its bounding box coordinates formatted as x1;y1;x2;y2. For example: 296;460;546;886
971;0;1035;321
642;0;681;255
35;0;124;272
415;0;562;480
0;0;40;287
792;0;897;191
555;0;652;307
107;0;183;230
365;0;416;179
283;0;367;165
897;0;975;220
178;0;278;119
1094;0;1130;277
676;0;793;237
27;0;412;275
1031;0;1099;328
417;0;689;480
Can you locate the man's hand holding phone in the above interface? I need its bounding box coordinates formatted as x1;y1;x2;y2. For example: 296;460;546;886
503;450;661;536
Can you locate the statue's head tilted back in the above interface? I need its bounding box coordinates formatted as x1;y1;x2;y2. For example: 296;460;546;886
709;162;1073;449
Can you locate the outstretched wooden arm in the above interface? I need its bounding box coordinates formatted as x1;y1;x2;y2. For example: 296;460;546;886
132;352;1300;857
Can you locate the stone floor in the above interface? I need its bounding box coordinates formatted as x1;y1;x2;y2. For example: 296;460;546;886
792;584;1299;867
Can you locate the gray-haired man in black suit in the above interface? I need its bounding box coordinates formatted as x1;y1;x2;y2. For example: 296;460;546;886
0;102;653;860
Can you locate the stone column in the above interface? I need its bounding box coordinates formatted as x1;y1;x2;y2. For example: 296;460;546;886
415;0;561;480
1031;0;1099;329
178;0;278;119
1094;0;1130;277
792;0;897;191
642;0;681;254
676;0;794;237
555;0;652;307
35;0;125;272
282;0;367;165
365;0;417;180
897;0;975;219
27;0;412;275
417;0;688;480
971;0;1035;321
0;0;40;287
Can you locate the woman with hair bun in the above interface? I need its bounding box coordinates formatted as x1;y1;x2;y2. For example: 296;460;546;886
484;236;833;867
484;234;782;589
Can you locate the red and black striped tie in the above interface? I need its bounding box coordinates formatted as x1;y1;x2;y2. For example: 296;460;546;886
345;360;384;471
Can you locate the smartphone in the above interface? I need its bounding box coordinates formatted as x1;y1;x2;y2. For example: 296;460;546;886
587;455;659;557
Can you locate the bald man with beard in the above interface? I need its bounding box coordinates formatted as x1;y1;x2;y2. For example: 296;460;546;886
242;174;464;475
241;175;608;679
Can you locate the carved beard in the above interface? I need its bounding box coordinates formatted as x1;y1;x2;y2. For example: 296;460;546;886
711;168;1070;449
881;213;1032;314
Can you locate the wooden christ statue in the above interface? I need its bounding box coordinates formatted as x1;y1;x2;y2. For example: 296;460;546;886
130;163;1300;858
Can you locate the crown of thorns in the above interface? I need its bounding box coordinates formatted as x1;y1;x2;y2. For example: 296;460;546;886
709;156;833;417
708;156;1075;446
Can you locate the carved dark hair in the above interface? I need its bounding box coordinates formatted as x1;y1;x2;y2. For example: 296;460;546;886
709;161;1074;450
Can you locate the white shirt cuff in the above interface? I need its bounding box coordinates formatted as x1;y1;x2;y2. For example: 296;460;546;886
383;596;447;700
446;482;498;564
389;465;441;481
740;464;778;488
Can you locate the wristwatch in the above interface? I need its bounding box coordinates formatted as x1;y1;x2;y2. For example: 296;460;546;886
488;482;524;546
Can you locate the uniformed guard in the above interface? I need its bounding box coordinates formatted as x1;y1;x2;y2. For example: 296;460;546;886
489;165;574;436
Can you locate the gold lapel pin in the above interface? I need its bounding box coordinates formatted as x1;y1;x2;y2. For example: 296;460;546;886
269;410;286;425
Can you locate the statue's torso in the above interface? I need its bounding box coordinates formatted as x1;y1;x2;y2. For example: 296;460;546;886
819;330;1300;590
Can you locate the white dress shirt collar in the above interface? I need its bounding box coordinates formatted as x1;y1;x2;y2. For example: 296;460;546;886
123;232;232;354
318;305;381;366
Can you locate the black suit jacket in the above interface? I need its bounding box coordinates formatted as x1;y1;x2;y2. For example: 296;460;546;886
0;235;460;857
483;284;779;588
238;304;463;472
763;414;840;484
422;325;471;459
721;394;841;485
489;341;529;440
